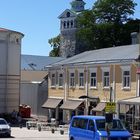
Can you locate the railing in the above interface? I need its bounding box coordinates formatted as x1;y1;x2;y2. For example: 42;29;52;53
26;120;69;134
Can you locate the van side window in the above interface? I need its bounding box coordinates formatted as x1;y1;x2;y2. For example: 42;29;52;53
72;118;88;129
88;120;95;131
80;119;88;129
72;118;79;128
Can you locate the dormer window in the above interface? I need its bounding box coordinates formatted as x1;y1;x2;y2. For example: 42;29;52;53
66;12;70;17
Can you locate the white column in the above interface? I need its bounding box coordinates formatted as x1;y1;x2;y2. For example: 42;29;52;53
137;75;140;96
64;67;67;101
112;64;116;102
85;67;88;115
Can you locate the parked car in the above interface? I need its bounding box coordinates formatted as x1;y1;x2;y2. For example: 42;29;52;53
69;115;132;140
0;118;11;137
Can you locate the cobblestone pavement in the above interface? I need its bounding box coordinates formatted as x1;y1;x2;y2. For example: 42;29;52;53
0;127;68;140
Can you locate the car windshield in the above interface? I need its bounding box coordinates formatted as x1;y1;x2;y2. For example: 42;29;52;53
96;119;125;131
0;120;7;125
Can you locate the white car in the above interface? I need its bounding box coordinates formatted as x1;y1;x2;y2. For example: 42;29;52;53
0;118;11;137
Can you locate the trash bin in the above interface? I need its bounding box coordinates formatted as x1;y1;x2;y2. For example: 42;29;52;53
19;104;31;118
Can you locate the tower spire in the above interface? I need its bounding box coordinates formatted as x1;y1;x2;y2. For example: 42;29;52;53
70;0;86;12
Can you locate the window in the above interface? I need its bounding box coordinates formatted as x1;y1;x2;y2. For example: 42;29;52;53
80;119;88;129
66;12;70;17
79;72;84;87
70;73;75;87
121;66;131;89
90;72;97;88
72;118;88;129
58;73;63;87
64;21;66;29
67;21;69;28
96;119;125;131
88;120;95;131
123;71;130;88
51;73;56;87
103;72;110;87
16;38;19;44
71;20;73;28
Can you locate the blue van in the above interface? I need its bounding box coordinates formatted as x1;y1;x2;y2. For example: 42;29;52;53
69;115;132;140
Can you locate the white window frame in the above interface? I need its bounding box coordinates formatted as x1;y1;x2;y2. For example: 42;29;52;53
90;68;97;89
121;66;131;90
51;72;56;87
58;72;64;88
69;69;75;88
102;67;110;89
78;69;84;88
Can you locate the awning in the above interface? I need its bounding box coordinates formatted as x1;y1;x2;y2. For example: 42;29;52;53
60;100;83;110
42;98;63;109
118;97;140;105
92;102;106;112
119;104;131;114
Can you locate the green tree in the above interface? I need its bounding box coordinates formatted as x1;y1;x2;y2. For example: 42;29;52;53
77;0;138;50
48;35;60;57
93;0;137;24
76;10;97;50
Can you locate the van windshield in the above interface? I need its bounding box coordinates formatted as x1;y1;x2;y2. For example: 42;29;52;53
96;119;126;131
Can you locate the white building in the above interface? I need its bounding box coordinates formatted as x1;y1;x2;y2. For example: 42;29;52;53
0;28;24;113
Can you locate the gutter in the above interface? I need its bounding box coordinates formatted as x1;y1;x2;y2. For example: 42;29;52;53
46;58;135;69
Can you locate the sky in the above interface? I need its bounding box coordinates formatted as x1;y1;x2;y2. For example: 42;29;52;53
0;0;140;57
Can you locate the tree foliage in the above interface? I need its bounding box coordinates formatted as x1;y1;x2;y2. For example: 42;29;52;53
76;0;138;50
93;0;137;24
48;35;60;57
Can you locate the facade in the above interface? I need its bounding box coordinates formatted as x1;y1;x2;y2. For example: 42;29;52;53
58;0;86;58
45;44;139;123
0;28;24;113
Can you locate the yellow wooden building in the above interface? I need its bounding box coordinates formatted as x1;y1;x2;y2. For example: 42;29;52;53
43;44;139;123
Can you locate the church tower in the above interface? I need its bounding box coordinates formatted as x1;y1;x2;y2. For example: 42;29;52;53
58;0;86;58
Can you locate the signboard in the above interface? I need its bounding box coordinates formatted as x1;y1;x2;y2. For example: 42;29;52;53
105;102;116;113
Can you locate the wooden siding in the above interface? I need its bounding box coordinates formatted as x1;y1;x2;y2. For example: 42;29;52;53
48;64;137;102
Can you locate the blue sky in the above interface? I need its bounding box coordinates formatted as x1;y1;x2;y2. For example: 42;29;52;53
0;0;139;56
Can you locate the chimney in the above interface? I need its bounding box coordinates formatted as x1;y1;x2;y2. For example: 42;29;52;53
131;32;140;45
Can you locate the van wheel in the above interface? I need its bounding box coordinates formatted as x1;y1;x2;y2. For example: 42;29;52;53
70;137;74;140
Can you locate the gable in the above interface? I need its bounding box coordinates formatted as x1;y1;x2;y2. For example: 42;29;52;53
58;9;77;19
